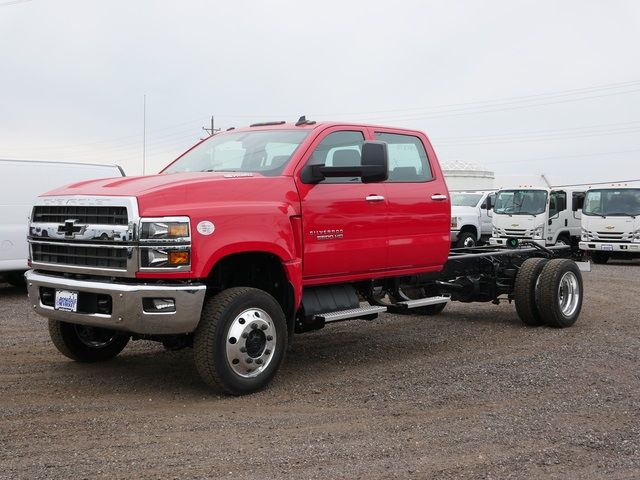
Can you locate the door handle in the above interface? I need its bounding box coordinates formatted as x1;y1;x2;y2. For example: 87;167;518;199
365;195;385;202
431;194;448;201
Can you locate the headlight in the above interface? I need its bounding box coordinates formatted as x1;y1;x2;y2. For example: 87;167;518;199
492;227;500;237
140;247;191;268
581;228;589;241
532;226;544;239
140;219;190;240
139;216;191;270
451;217;458;229
633;229;640;242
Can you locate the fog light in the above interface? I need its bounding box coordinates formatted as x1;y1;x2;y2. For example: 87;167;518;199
143;298;176;313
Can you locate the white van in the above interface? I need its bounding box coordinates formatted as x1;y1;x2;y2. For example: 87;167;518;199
0;160;124;286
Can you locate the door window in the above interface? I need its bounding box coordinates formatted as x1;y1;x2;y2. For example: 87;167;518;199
549;191;567;217
302;131;364;184
375;132;433;183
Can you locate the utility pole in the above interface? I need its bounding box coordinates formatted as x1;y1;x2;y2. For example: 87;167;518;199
142;94;147;175
202;116;221;138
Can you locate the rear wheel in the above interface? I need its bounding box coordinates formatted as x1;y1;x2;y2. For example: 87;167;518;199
193;287;288;395
456;231;477;248
48;320;130;362
514;257;548;326
537;259;583;328
591;252;609;264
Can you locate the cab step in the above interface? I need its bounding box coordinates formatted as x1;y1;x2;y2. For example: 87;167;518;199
388;296;449;313
314;305;388;323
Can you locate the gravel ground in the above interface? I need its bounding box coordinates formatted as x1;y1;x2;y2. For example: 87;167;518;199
1;262;639;479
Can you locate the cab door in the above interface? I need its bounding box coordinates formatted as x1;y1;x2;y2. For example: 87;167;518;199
294;128;389;281
374;130;450;271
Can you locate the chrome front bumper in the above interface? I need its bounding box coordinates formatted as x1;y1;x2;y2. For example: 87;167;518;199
25;270;207;335
579;241;640;253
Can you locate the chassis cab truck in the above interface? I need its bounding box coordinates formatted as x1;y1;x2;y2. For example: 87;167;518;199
25;120;585;395
489;187;584;248
450;190;496;248
580;185;640;263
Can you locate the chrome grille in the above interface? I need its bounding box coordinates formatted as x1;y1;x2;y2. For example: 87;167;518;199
32;206;128;225
31;242;128;270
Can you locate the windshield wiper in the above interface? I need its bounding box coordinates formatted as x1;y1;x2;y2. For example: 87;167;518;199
605;212;637;218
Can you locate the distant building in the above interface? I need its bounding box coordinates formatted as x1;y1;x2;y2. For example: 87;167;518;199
442;160;495;191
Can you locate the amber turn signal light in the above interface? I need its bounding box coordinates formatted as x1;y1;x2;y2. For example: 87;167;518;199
168;251;190;265
168;224;189;237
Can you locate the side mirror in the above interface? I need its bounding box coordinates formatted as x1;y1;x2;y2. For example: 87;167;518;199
485;196;494;210
572;192;585;212
360;141;388;183
306;141;388;184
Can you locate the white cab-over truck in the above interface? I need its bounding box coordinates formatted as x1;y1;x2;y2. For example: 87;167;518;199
579;185;640;264
450;190;496;248
489;187;585;248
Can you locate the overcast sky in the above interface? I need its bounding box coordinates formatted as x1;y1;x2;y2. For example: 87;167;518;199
1;0;639;184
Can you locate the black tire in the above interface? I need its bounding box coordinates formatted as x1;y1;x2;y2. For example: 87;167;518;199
537;259;583;328
514;257;548;326
5;271;26;288
456;231;477;248
390;286;447;316
48;320;129;362
591;252;609;264
193;287;288;395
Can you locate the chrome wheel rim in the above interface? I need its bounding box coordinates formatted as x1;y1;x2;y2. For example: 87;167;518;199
558;271;580;317
463;236;476;248
226;308;277;378
75;325;118;348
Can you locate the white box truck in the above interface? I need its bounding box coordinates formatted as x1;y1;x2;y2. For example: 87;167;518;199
489;186;585;248
450;190;496;248
579;184;640;264
0;160;124;286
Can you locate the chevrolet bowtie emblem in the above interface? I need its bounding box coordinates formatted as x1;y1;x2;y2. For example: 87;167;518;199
58;219;85;238
605;225;615;230
511;224;519;227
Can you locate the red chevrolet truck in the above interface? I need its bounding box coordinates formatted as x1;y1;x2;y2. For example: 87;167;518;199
25;119;585;394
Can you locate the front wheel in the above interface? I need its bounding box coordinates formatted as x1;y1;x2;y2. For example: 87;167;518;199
456;231;477;248
193;287;288;395
48;320;130;362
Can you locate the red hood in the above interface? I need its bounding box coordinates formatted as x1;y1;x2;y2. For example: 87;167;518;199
42;171;299;217
43;172;247;197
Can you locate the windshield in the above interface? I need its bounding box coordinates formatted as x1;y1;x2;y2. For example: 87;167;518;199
163;130;311;176
494;189;548;215
583;189;640;216
451;193;483;207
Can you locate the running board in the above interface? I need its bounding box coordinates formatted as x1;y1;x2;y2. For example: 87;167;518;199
314;305;388;323
387;296;450;313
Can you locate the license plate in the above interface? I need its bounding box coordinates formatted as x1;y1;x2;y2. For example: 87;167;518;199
55;290;78;312
601;244;614;251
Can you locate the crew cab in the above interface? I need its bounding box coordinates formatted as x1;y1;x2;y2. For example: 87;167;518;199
450;190;496;248
580;185;640;263
25;120;585;395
